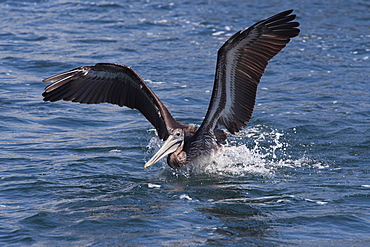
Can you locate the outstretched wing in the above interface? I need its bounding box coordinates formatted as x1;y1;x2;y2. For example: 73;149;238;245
199;10;300;135
42;63;179;140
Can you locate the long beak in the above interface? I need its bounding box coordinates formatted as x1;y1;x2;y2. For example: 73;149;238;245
144;135;183;169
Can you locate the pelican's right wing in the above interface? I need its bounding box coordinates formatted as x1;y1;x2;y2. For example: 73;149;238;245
199;10;300;135
43;63;178;140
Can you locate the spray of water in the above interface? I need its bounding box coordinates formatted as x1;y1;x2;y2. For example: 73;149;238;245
146;125;316;177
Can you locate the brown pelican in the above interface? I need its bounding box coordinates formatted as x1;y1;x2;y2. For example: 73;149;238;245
42;10;300;169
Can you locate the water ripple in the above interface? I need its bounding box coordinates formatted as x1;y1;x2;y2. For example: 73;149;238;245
1;0;369;246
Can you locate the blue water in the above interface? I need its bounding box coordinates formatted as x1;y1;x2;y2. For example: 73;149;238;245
1;0;369;246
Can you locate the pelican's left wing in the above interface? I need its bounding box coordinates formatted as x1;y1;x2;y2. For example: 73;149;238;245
199;10;300;135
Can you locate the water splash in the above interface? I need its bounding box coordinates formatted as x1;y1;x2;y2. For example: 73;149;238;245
146;125;317;177
202;126;290;177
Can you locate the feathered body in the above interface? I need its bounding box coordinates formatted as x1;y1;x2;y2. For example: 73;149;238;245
42;10;300;169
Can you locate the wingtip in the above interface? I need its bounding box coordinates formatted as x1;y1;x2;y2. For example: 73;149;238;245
42;76;55;83
281;9;294;16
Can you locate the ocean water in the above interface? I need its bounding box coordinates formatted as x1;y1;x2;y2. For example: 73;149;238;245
1;0;369;246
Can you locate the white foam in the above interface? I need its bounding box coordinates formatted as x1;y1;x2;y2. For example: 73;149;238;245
146;126;320;177
147;183;161;189
200;126;292;177
179;194;193;201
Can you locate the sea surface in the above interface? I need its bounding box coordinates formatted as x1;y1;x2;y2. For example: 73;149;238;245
1;0;369;246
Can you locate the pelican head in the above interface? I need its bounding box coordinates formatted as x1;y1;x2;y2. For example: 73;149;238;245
144;128;186;169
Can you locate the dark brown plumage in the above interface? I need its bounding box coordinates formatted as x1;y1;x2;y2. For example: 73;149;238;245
42;10;300;169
